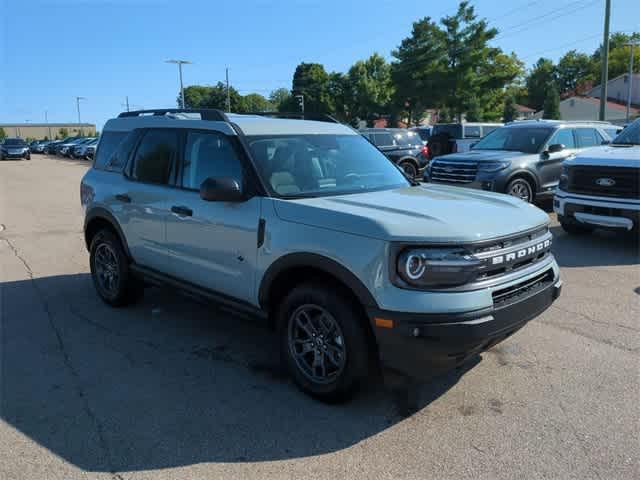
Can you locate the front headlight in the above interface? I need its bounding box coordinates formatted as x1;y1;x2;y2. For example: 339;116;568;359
477;160;510;172
395;247;482;288
558;165;569;190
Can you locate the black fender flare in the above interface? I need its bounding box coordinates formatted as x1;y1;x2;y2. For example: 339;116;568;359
505;169;540;194
84;207;131;258
258;253;379;310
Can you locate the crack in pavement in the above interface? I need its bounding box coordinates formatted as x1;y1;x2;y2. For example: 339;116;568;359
2;238;120;477
551;304;640;333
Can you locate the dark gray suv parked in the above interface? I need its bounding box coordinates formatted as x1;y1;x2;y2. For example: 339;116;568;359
360;128;428;178
424;120;619;203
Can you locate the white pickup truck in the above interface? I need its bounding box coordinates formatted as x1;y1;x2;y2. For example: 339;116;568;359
554;119;640;235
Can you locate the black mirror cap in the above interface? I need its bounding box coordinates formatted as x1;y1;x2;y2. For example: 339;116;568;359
548;143;565;154
199;177;244;202
601;139;611;145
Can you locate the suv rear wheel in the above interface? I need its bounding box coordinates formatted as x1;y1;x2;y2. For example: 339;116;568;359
277;283;370;402
399;160;418;178
90;229;143;306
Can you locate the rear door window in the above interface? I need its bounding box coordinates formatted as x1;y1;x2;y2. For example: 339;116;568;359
549;128;576;149
373;132;393;147
131;129;179;185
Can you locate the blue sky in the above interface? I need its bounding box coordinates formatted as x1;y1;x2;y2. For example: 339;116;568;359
1;0;638;130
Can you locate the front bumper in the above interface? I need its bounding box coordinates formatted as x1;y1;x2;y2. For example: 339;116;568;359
554;191;640;231
368;274;561;381
1;150;28;158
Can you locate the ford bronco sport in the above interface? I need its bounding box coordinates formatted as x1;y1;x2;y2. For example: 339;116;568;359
81;109;562;401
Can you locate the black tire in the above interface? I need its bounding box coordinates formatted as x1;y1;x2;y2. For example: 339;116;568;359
506;177;534;203
277;283;370;403
25;153;31;160
399;160;418;178
89;229;143;307
560;220;594;235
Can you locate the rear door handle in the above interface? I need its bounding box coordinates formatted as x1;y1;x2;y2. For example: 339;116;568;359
171;205;193;217
115;193;131;203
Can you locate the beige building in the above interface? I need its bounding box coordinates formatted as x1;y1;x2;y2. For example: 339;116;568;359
0;123;96;140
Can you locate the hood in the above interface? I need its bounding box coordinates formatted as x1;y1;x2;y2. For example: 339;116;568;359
566;145;640;168
273;184;549;243
434;150;532;162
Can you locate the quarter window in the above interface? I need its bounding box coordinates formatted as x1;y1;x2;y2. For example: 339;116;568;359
464;125;481;138
549;129;576;149
373;132;393;147
181;131;243;190
131;129;179;185
93;131;126;170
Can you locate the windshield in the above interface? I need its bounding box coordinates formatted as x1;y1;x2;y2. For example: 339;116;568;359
612;121;640;145
246;134;410;198
3;138;26;146
472;127;554;154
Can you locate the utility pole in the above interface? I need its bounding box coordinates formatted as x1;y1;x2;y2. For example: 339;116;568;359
295;94;304;114
625;41;639;123
598;0;611;121
125;96;130;112
226;67;231;112
166;59;192;109
76;96;86;124
45;110;51;139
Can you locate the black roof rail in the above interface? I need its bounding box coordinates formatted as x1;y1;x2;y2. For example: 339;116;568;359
117;108;229;122
243;111;340;124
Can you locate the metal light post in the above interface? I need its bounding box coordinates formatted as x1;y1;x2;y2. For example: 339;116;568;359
295;94;304;114
166;59;192;109
45;110;51;139
76;96;86;124
625;41;639;123
598;0;611;121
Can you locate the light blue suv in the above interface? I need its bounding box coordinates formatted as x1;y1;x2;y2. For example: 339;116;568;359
81;109;562;401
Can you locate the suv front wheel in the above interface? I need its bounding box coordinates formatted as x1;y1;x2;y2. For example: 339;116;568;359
277;283;370;402
506;178;534;203
90;229;144;306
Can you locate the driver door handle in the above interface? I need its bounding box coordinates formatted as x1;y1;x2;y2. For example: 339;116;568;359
171;205;193;217
115;193;131;203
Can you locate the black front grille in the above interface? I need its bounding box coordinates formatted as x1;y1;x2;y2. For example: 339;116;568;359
492;269;554;307
567;166;640;199
430;159;478;183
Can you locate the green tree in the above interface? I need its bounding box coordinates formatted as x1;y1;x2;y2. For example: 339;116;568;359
392;2;522;122
556;50;595;95
346;53;394;124
291;63;333;113
525;58;557;111
0;127;6;140
182;85;215;108
592;32;640;81
503;93;517;122
542;83;561;120
58;127;69;138
327;72;350;121
269;88;291;111
240;93;272;112
181;83;244;111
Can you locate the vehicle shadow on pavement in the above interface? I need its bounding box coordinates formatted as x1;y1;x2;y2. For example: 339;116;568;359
550;226;639;267
1;273;477;472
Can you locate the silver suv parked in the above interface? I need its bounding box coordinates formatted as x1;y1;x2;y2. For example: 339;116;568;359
425;120;619;203
81;109;562;401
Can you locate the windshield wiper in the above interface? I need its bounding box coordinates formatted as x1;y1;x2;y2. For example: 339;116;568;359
611;142;639;146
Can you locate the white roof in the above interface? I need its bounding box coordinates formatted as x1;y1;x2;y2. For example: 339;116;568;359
227;114;357;136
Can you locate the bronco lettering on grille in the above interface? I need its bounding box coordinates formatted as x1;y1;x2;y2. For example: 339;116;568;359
490;239;551;265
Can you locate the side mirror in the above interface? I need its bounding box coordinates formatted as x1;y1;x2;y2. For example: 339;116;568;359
547;143;565;154
601;139;611;145
200;177;244;202
470;142;478;149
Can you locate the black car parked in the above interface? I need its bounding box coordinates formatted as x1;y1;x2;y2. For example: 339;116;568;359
360;128;428;178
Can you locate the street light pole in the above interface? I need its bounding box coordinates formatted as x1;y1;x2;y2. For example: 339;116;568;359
625;41;639;123
76;96;86;124
226;67;231;112
165;59;192;109
45;110;51;139
295;94;304;114
598;0;611;121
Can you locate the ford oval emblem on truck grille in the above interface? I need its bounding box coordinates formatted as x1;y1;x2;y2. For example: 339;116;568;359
595;178;616;187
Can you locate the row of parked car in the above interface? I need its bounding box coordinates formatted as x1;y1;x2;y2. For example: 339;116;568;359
29;136;99;159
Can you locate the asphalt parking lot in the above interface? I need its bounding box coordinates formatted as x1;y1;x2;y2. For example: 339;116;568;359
1;154;638;480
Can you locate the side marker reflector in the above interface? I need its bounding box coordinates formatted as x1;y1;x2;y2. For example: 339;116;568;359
374;317;394;329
